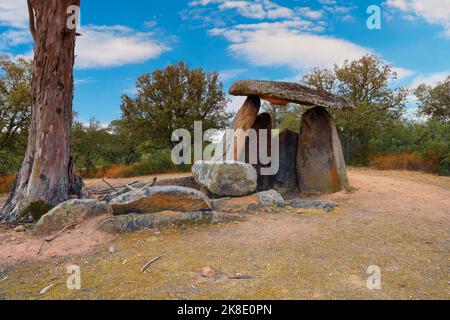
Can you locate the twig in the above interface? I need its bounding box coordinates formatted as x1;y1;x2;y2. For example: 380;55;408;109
102;178;119;193
141;256;161;273
125;184;137;191
142;177;158;189
37;224;78;255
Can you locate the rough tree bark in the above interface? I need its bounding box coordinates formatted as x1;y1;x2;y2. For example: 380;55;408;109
0;0;83;222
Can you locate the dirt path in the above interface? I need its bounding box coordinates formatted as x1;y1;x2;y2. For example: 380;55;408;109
0;169;448;300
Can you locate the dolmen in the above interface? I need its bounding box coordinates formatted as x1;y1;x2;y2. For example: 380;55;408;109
226;79;354;195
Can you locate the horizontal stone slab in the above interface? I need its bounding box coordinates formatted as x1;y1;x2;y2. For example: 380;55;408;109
229;80;354;109
109;186;212;215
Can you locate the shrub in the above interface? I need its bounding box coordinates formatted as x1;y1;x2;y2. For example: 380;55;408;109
21;200;53;221
122;150;191;178
369;153;430;172
0;174;15;194
103;164;130;179
79;150;191;179
421;141;450;176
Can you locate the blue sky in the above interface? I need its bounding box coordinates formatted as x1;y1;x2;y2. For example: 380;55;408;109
1;0;449;124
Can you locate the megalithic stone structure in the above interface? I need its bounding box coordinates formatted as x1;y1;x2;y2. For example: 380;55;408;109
251;112;273;191
228;79;354;195
297;106;349;194
272;129;299;195
215;96;260;162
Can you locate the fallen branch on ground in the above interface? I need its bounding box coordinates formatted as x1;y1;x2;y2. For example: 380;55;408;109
102;178;119;193
141;256;161;272
37;224;78;255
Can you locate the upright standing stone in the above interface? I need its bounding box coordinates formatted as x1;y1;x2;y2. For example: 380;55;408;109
250;113;272;191
216;96;261;161
273;129;299;194
296;107;349;194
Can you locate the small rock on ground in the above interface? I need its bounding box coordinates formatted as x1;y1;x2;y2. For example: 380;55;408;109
211;190;285;213
288;199;335;213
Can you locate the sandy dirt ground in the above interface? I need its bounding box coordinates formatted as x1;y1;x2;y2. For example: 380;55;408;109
0;168;448;300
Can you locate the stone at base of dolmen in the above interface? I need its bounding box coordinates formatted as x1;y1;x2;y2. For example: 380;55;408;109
211;190;285;212
33;200;112;236
192;161;257;197
296;106;349;194
288;199;335;213
109;186;212;215
272;129;299;194
251;112;273;191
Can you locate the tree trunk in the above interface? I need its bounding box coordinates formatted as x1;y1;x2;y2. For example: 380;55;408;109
0;0;83;222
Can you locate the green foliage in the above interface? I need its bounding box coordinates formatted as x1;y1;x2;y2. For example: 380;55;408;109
0;55;32;175
119;61;232;152
21;200;53;221
121;149;190;177
369;120;449;175
415;76;450;123
302;54;408;165
73;119;113;176
421;140;450;176
262;103;306;132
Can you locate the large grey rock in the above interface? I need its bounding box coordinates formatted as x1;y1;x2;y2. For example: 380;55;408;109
96;211;243;233
288;199;335;213
109;186;211;215
272;129;299;194
192;161;257;197
296;106;350;194
33;200;112;236
229;80;354;109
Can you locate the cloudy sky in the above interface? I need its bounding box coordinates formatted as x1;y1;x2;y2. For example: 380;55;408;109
0;0;449;123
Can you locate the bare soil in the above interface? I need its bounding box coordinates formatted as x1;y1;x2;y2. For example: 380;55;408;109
0;168;448;300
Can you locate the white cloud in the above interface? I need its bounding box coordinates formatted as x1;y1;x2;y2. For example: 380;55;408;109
386;0;450;37
410;71;450;88
297;7;324;20
0;29;31;49
392;67;415;80
227;95;246;112
220;68;247;82
0;0;32;51
189;0;294;20
75;25;169;69
0;0;28;29
0;2;170;69
211;20;370;70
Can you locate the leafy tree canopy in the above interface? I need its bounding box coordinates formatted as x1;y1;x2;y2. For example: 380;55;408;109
119;61;232;151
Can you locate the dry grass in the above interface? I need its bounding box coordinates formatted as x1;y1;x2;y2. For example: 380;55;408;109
1;169;449;300
369;153;430;172
0;174;15;194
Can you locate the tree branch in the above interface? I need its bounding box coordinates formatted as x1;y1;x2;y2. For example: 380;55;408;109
27;0;37;43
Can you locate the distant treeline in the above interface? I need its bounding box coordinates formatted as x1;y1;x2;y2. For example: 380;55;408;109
0;55;449;187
